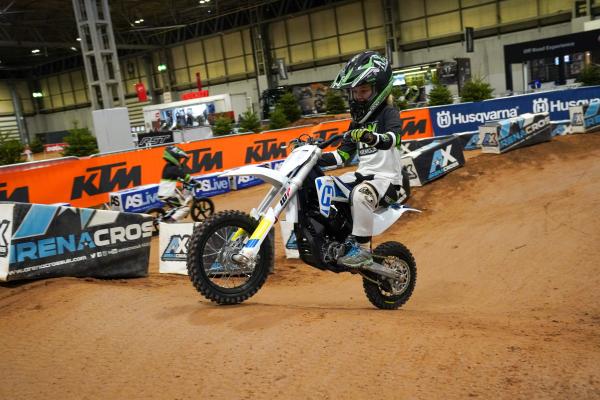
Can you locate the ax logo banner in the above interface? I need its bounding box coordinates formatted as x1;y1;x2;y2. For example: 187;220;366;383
399;109;433;140
161;234;191;262
0;219;9;257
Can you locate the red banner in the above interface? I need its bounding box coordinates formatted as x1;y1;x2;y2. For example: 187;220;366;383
135;82;148;102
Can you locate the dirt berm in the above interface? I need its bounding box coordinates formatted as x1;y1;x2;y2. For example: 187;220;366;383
1;134;599;399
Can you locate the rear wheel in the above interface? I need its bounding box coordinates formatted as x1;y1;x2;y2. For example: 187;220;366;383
187;210;273;305
190;197;215;222
363;241;416;310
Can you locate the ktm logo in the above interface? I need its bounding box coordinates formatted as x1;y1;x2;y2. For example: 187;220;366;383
71;162;141;199
399;116;427;137
185;147;223;174
0;182;29;202
245;138;287;163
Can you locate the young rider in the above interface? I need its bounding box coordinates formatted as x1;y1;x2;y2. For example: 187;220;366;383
319;50;410;269
158;145;194;222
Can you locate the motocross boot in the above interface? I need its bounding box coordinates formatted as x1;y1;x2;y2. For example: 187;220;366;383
338;237;373;269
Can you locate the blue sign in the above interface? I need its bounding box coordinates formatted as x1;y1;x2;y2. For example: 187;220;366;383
429;86;600;137
233;174;264;190
192;174;230;197
111;184;163;213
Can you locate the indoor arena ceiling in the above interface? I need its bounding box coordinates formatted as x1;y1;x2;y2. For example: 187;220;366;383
0;0;347;72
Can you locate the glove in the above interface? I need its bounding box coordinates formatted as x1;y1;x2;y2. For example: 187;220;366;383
348;128;368;143
348;128;375;144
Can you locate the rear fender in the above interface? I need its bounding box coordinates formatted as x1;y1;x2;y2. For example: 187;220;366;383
372;205;420;236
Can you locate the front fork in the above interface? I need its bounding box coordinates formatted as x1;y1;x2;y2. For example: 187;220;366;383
229;208;276;265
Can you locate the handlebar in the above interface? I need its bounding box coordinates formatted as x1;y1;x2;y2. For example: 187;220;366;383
317;134;344;149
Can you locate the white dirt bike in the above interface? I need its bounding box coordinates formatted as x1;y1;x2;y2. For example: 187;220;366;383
186;134;419;309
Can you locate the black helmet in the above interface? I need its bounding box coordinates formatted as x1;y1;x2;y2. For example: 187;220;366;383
163;145;189;165
331;51;393;123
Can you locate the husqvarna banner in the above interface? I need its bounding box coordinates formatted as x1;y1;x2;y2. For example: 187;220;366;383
0;202;152;282
430;86;600;137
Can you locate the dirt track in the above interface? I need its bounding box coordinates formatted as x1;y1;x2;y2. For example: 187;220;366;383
1;134;599;399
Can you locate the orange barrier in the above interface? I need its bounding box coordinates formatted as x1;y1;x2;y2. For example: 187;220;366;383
1;119;347;207
0;114;434;208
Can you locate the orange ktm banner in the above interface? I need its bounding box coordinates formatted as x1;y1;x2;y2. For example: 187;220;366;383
398;107;433;140
0;113;435;208
0;119;351;208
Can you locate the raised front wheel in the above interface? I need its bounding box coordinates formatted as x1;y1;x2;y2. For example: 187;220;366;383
187;210;273;305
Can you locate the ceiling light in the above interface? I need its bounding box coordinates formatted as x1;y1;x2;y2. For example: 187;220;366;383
76;37;81;41
134;19;140;24
31;49;40;54
32;92;43;98
70;47;77;51
139;18;144;22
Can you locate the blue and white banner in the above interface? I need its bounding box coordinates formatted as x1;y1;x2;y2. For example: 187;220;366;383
429;86;600;137
109;184;163;213
192;173;230;197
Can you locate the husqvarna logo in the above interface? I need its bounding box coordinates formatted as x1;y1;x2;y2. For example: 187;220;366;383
437;111;452;128
532;98;549;113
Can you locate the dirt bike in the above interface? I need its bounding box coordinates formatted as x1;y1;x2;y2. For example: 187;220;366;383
186;134;419;309
147;181;215;235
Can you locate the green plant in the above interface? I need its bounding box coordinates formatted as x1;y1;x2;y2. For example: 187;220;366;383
325;90;347;114
390;86;410;110
576;64;600;86
213;116;234;136
62;127;98;157
268;107;289;130
460;77;494;102
428;83;454;106
239;109;262;133
30;137;44;153
0;133;24;165
276;92;301;122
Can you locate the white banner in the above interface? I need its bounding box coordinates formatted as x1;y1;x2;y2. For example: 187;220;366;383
0;203;14;281
158;222;197;275
279;220;299;259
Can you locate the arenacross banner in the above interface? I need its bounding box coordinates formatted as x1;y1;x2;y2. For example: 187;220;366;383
0;202;152;281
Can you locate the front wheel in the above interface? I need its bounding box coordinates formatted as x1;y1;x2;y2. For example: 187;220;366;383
190;197;215;222
187;210;273;305
363;241;416;310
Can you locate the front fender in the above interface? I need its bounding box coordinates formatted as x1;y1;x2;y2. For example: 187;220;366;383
220;165;287;188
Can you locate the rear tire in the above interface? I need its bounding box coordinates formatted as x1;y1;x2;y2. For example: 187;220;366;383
190;197;215;222
363;241;416;310
187;210;273;305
